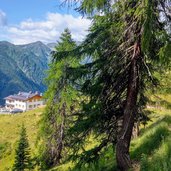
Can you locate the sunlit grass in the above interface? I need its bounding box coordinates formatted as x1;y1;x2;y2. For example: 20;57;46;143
140;136;171;171
0;107;44;171
131;123;170;159
1;93;171;170
51;94;171;171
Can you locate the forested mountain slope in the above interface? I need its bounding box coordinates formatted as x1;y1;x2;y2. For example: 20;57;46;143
0;41;51;104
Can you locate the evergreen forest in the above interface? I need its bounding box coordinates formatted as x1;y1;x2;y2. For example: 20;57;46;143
1;1;171;171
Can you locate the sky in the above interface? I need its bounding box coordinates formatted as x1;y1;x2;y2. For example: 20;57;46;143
0;0;91;44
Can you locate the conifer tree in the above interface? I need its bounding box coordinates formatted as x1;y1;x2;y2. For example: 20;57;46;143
57;1;171;170
12;124;32;171
39;28;79;169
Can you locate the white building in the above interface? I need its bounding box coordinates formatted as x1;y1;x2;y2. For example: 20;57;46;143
4;91;44;111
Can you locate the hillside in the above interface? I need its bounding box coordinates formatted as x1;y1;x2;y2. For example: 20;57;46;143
1;95;171;170
52;94;171;171
0;107;44;171
0;41;51;105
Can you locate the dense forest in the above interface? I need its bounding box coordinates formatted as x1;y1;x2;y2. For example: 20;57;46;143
1;0;171;171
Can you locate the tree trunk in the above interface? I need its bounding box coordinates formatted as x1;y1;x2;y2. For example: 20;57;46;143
52;102;66;166
132;121;140;139
116;43;139;170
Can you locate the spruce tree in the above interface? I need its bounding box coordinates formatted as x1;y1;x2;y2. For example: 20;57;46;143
39;28;79;169
57;1;171;170
12;125;32;171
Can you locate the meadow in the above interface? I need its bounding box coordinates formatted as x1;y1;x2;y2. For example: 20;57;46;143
1;95;171;171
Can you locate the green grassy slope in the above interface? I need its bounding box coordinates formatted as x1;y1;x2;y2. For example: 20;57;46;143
1;95;171;171
53;94;171;171
0;107;43;171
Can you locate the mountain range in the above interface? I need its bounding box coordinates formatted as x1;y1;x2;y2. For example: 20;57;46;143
0;41;54;105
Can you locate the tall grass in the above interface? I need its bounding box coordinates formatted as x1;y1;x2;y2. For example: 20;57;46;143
130;115;171;171
131;124;170;159
140;137;171;171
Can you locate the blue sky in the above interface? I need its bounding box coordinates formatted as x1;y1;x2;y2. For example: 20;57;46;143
0;0;90;44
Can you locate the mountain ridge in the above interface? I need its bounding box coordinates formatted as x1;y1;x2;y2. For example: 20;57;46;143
0;41;52;105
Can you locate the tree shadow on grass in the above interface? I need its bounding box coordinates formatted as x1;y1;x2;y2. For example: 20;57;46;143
140;115;171;135
131;123;170;159
140;137;171;171
149;96;171;110
159;99;171;109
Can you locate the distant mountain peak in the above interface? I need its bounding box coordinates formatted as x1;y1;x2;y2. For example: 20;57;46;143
18;41;47;47
0;41;51;105
46;42;56;49
30;41;45;46
0;41;14;46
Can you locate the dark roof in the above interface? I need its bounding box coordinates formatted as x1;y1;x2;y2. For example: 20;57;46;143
4;91;42;101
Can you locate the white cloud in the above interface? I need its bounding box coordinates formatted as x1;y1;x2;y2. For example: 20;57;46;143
0;10;7;26
6;12;91;45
